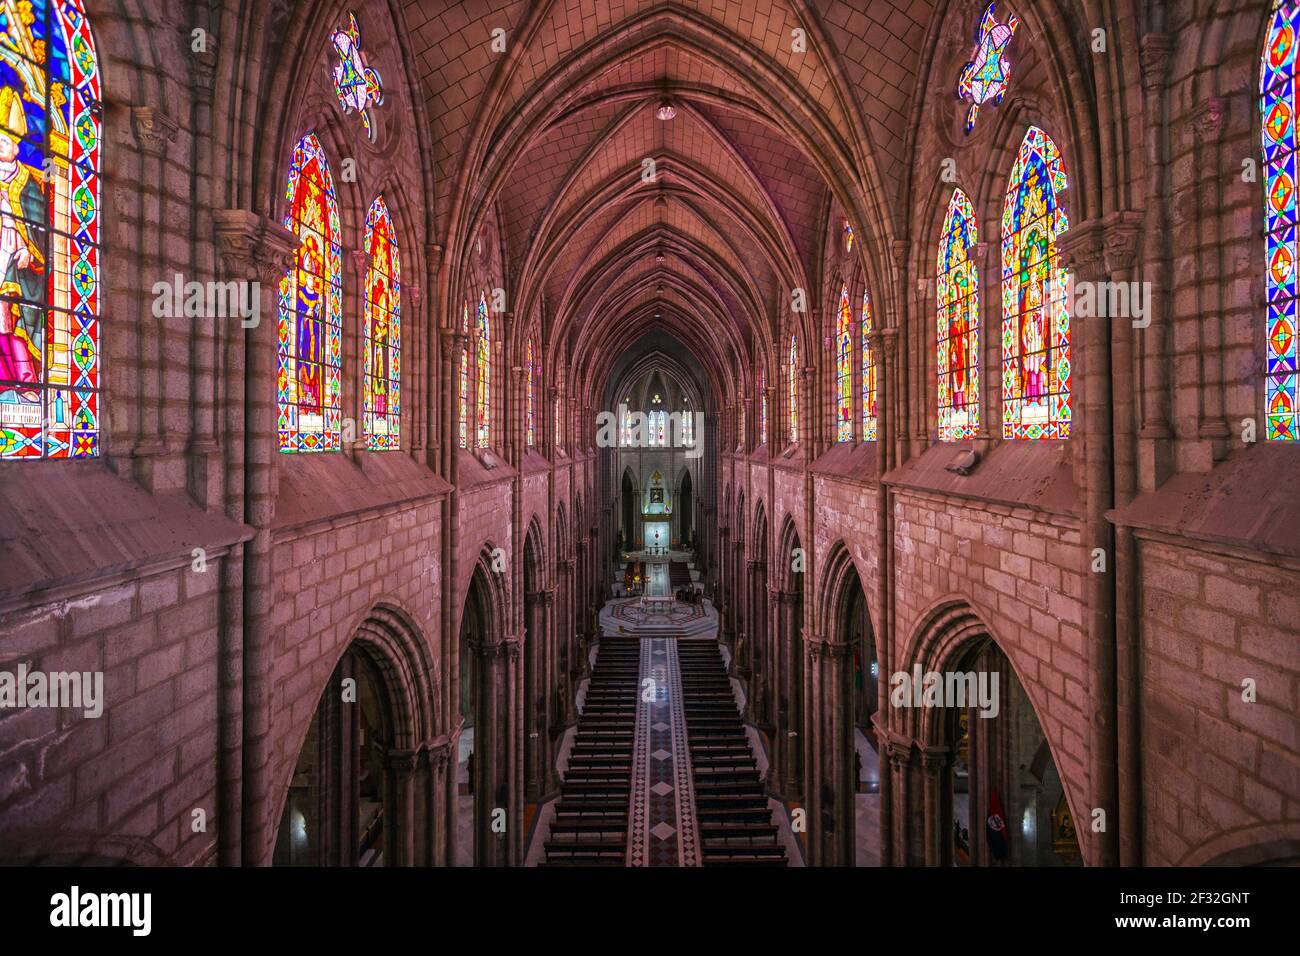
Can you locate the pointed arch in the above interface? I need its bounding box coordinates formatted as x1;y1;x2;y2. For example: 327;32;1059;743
862;288;878;442
279;132;343;453
835;282;853;442
1001;126;1071;440
937;188;980;442
363;195;401;449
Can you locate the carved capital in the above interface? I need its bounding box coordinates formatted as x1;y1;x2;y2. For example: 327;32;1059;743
1139;33;1174;93
1056;218;1107;281
212;209;297;285
1193;97;1226;144
131;106;179;156
189;47;219;103
1102;211;1143;273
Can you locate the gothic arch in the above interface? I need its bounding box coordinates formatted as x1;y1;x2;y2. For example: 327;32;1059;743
1182;822;1300;867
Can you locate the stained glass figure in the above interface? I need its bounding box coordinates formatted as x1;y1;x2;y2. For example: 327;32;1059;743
759;366;768;445
330;11;384;141
279;133;342;452
1264;0;1300;441
836;283;853;442
937;189;980;441
363;196;400;450
476;293;490;447
844;222;855;254
0;0;102;459
526;338;536;447
1002;127;1071;439
957;2;1019;133
788;333;799;444
458;344;468;449
862;291;878;441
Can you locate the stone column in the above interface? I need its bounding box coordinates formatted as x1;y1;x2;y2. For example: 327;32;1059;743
427;741;451;866
213;210;296;866
1059;219;1119;868
385;749;419;866
920;747;951;867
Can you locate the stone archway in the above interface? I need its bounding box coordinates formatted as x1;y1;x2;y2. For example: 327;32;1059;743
810;544;880;866
456;553;515;867
906;606;1083;868
272;607;436;867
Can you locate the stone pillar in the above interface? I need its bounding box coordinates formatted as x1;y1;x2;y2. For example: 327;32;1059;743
427;741;451;866
213;209;296;866
920;748;951;867
1059;220;1119;868
385;749;419;866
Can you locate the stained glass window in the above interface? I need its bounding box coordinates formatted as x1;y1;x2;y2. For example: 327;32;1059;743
759;367;768;444
279;133;342;452
1002;127;1071;440
330;12;383;141
476;292;490;447
651;410;666;446
862;291;878;441
0;0;102;459
555;395;563;449
1264;0;1300;441
458;344;468;449
362;196;400;450
835;283;852;442
844;222;855;254
526;337;536;447
957;2;1019;133
937;188;980;441
788;333;799;444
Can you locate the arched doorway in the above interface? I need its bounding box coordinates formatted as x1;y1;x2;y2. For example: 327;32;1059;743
921;632;1082;867
273;645;395;866
750;503;770;729
457;560;513;866
774;518;804;801
522;523;551;801
619;468;637;551
678;469;693;548
816;546;880;866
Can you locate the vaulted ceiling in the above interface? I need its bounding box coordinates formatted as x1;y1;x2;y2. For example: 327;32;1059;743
404;0;939;410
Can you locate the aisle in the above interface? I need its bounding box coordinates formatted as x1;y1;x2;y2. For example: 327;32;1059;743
626;638;702;865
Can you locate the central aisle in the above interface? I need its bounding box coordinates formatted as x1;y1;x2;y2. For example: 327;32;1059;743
627;638;702;865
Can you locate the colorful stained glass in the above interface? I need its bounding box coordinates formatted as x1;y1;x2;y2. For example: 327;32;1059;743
0;1;102;460
1264;0;1300;441
1002;127;1071;440
278;133;342;452
862;291;878;442
836;283;852;442
458;344;468;449
362;196;400;450
758;366;768;444
937;188;980;441
330;11;383;141
844;222;855;254
476;292;490;447
526;338;536;447
957;2;1019;134
788;333;799;444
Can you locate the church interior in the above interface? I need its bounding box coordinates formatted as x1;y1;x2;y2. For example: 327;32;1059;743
0;0;1297;875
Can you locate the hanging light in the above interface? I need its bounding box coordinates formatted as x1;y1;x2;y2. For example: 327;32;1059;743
656;98;677;120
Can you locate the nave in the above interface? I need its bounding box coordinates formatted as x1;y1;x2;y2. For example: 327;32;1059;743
536;633;788;868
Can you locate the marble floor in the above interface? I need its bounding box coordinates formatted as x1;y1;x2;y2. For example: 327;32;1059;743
855;728;882;867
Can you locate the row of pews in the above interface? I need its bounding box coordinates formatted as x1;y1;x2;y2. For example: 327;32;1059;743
542;636;640;865
678;641;788;866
